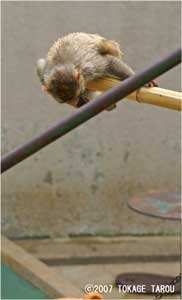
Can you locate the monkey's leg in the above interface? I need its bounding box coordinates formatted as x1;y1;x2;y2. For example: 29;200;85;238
107;56;135;80
107;56;158;102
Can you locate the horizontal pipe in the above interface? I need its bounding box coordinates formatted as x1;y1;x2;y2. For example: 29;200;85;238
1;48;181;173
87;78;182;111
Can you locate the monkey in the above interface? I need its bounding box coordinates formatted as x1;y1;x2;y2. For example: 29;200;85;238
37;32;157;110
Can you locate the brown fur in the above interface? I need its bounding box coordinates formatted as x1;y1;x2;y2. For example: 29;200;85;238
97;39;123;58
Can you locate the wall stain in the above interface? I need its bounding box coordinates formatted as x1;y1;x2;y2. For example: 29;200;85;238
123;150;130;163
96;151;102;157
94;170;104;180
91;184;99;193
44;171;53;185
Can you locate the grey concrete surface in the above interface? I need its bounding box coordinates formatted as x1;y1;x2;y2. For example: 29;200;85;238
2;2;181;238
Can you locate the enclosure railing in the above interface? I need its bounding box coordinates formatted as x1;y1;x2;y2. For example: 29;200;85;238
1;48;181;173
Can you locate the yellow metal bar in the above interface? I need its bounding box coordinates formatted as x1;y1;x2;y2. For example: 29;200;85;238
86;77;181;111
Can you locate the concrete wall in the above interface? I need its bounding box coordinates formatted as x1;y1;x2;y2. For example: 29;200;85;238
2;1;181;238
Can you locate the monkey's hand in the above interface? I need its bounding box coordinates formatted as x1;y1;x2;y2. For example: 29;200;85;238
76;96;90;107
76;95;117;112
68;95;117;112
67;96;89;108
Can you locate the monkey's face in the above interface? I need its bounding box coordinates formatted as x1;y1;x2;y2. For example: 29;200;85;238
44;64;84;104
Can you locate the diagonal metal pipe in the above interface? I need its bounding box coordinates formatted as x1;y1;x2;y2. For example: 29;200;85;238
1;48;181;173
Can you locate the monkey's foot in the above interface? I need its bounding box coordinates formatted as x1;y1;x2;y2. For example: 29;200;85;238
136;80;158;102
145;80;158;88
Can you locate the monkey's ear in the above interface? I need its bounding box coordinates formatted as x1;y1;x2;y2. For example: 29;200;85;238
37;58;46;84
37;58;46;70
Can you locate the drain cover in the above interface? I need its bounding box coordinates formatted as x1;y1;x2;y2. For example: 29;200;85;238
128;192;181;220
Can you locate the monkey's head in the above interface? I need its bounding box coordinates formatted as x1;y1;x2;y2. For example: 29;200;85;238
43;64;85;104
